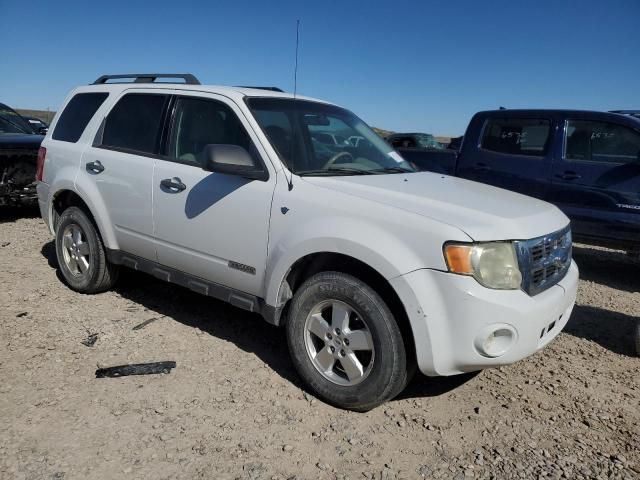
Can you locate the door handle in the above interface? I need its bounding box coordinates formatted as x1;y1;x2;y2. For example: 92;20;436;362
472;162;491;172
86;160;104;174
556;171;582;180
160;177;187;193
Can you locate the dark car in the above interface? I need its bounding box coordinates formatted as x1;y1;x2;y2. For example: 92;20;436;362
386;132;442;150
397;109;640;255
23;116;49;135
0;102;44;206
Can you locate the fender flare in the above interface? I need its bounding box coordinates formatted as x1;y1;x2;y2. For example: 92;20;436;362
51;176;119;250
264;219;425;309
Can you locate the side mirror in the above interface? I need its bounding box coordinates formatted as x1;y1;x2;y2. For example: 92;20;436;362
202;144;267;180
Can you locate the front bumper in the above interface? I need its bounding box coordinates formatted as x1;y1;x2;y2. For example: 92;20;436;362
390;260;578;376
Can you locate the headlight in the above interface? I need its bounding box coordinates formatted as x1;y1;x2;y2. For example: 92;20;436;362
444;242;522;290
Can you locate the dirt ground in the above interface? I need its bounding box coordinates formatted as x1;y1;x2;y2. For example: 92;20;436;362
1;207;638;480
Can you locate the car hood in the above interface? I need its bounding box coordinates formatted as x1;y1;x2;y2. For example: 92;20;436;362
0;133;45;150
302;172;569;241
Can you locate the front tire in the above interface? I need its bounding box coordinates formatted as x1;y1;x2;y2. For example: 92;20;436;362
286;272;407;411
55;206;119;293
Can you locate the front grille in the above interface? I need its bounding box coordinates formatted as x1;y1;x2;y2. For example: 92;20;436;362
515;226;572;296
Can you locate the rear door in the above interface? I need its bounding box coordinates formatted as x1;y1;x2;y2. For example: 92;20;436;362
549;117;640;245
82;90;170;259
456;115;555;199
152;92;276;296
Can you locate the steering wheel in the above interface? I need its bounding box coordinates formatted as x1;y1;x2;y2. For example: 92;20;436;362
323;151;354;169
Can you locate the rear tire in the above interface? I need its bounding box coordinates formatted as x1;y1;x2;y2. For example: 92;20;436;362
635;320;640;357
55;206;119;293
286;272;407;411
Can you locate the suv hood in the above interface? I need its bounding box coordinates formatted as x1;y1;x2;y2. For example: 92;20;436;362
303;172;569;241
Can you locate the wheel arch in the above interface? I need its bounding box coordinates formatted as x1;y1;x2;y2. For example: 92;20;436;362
267;251;416;367
51;186;117;250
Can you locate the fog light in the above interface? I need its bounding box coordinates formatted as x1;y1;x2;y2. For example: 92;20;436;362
474;324;517;358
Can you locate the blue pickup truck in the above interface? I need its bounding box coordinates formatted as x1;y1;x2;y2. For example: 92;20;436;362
398;109;640;254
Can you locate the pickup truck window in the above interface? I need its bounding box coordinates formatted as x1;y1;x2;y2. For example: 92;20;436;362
481;118;550;157
168;96;255;166
100;93;168;155
565;120;640;164
389;136;417;149
53;93;108;143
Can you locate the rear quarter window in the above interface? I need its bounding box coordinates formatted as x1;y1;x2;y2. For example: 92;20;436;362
52;92;109;143
481;118;550;157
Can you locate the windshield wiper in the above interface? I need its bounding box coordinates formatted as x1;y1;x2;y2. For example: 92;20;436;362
298;167;376;176
370;166;415;174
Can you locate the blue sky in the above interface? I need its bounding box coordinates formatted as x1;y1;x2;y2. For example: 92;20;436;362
1;0;638;135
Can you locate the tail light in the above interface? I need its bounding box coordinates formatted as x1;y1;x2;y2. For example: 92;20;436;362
36;147;46;182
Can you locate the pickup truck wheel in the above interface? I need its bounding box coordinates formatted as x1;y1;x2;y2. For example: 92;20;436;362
55;206;119;293
286;272;407;411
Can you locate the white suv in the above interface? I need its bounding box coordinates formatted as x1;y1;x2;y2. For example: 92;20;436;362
36;73;578;410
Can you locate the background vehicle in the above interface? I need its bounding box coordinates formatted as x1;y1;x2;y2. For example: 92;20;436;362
24;116;49;135
311;131;351;146
400;110;640;254
0;102;43;206
37;74;577;411
386;132;442;150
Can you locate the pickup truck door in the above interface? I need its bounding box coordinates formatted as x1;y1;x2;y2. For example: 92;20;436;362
549;118;640;246
152;93;275;297
456;116;555;200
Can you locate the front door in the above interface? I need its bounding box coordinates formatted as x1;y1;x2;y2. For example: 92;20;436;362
456;116;555;200
549;118;640;245
152;93;276;296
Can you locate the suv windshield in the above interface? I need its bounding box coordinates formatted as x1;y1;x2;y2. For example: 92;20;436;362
0;104;36;134
247;98;415;175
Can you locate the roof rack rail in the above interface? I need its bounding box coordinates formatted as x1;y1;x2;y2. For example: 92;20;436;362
235;86;284;92
92;73;201;85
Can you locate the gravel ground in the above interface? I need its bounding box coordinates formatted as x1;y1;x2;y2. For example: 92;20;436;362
1;208;638;480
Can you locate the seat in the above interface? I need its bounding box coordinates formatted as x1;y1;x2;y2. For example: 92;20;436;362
566;130;591;160
177;105;226;164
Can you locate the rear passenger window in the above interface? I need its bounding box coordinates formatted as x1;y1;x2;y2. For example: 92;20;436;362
565;120;640;163
482;118;550;157
52;92;108;143
168;97;254;165
100;94;168;154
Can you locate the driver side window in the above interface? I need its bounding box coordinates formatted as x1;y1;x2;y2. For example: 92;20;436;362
169;97;254;166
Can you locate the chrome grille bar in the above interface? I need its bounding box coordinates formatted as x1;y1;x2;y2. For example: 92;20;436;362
515;226;572;296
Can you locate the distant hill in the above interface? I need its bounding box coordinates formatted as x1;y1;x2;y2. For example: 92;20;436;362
372;127;394;138
16;109;56;124
372;127;452;145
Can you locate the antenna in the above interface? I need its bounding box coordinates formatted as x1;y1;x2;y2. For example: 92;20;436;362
294;19;300;99
287;19;300;191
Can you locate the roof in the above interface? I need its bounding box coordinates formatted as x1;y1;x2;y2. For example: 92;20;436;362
72;82;328;106
473;108;640;126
